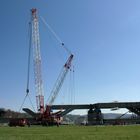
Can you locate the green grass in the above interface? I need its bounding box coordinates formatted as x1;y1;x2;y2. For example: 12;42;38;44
0;125;140;140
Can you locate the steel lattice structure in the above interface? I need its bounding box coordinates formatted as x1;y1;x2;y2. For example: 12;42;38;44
31;9;44;113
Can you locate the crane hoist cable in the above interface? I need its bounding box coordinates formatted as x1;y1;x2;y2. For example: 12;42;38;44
72;65;76;104
69;65;75;104
40;16;71;55
68;68;72;104
26;22;32;94
19;22;35;112
19;93;35;112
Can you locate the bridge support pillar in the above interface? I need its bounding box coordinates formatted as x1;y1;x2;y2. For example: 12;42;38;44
88;107;103;125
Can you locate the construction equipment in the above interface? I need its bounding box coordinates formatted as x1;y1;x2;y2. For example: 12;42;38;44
22;8;73;126
31;8;44;114
41;54;73;125
9;118;26;127
0;108;6;117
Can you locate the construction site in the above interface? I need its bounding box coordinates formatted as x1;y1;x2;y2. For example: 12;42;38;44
0;8;140;127
2;1;140;140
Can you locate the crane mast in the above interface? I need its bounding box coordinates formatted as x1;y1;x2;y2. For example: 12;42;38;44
31;9;44;113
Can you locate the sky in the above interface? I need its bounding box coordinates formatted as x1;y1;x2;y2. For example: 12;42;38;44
1;0;140;114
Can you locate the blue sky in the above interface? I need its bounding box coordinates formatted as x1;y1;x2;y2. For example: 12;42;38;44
1;0;140;113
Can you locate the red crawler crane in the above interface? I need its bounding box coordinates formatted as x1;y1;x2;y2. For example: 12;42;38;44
28;8;73;125
9;8;73;127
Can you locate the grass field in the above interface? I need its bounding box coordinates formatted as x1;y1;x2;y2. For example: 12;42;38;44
0;125;140;140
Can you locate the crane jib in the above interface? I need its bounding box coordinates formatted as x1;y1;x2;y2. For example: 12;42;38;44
64;54;74;69
48;54;74;106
